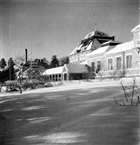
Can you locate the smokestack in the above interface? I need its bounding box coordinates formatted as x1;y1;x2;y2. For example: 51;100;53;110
112;36;115;41
25;49;28;63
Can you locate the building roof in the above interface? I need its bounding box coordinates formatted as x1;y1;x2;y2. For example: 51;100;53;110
69;47;77;56
131;24;140;33
106;41;134;55
42;66;64;75
84;30;109;40
101;40;122;47
65;64;88;73
86;41;93;50
69;43;90;56
69;29;112;56
87;45;111;57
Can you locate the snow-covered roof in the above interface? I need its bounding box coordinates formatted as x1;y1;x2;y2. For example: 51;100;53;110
84;31;96;39
86;41;93;50
101;40;122;47
84;30;109;39
131;24;140;33
106;41;134;55
69;42;90;56
87;45;113;57
42;66;64;75
42;64;88;75
69;46;80;56
77;44;83;50
69;50;75;56
65;64;88;73
69;30;111;56
70;47;78;55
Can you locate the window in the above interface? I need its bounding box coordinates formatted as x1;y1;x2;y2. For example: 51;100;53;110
116;57;121;70
108;58;113;70
91;62;95;72
126;55;132;68
97;60;101;72
59;74;61;81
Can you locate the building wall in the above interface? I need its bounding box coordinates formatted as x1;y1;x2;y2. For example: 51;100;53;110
86;46;139;79
85;25;140;79
96;49;140;78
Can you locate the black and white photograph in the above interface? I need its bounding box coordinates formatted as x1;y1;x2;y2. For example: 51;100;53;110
0;0;140;144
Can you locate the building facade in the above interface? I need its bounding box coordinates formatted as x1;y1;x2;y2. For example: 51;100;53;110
86;40;122;78
86;24;140;79
42;24;140;81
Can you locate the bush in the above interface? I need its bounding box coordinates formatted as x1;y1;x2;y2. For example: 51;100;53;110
5;80;18;92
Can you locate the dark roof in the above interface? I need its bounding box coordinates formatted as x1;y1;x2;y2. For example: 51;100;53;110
81;30;113;43
101;40;122;47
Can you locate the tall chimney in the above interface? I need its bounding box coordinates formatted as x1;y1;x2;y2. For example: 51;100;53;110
112;36;115;41
25;49;28;63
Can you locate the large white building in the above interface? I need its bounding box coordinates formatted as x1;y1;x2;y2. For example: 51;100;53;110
42;25;140;81
86;24;140;79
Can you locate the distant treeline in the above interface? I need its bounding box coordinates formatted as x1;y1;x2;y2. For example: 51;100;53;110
0;66;16;83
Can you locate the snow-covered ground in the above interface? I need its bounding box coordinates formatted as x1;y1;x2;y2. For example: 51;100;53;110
0;78;139;145
0;79;123;98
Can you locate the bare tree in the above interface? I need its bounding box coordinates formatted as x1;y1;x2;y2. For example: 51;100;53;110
14;55;25;67
114;78;140;106
14;55;25;83
114;52;140;106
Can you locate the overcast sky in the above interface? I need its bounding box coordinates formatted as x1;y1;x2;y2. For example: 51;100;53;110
0;0;139;62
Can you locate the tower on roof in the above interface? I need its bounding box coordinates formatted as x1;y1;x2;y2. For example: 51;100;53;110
69;29;115;64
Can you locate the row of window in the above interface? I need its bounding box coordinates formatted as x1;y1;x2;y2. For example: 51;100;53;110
70;57;86;64
69;50;91;60
48;74;67;81
91;54;132;72
91;60;101;72
108;55;132;70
